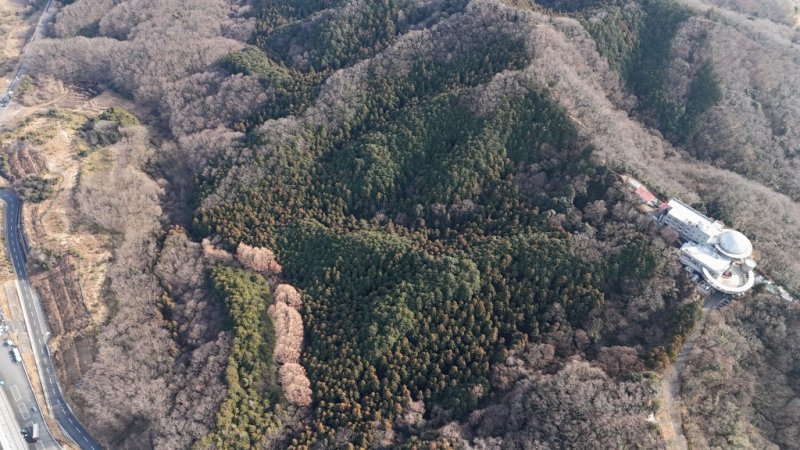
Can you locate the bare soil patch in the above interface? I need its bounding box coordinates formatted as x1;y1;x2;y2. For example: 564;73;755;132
0;84;124;436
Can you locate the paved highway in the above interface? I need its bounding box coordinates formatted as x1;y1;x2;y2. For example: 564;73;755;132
0;386;30;449
0;0;101;448
0;192;57;449
0;0;55;122
0;192;101;449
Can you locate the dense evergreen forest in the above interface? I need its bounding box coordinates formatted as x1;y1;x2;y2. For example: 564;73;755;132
190;0;698;446
201;267;280;448
22;0;800;447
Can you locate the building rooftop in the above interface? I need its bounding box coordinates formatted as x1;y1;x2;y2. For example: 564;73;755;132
635;186;656;204
623;176;659;205
662;198;757;295
663;199;724;240
681;242;731;275
715;229;753;259
702;263;755;294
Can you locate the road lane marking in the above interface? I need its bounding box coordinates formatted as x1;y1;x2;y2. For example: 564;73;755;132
18;403;29;419
10;385;20;401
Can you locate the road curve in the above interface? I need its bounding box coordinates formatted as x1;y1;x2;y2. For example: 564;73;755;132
0;1;101;447
0;192;102;449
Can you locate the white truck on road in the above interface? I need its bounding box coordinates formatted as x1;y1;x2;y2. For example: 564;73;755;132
10;348;21;363
30;423;39;443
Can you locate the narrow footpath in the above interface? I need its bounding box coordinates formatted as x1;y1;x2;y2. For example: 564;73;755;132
660;291;726;450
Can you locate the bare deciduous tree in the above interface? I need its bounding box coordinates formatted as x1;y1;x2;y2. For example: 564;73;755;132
268;302;304;365
279;363;313;407
274;284;302;308
236;242;282;276
201;238;233;264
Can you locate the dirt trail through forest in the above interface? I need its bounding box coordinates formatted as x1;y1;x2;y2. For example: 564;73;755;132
659;291;725;450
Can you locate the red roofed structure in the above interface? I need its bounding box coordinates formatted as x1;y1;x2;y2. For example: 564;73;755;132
635;186;656;205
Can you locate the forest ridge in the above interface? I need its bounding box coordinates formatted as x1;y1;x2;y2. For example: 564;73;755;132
4;0;799;448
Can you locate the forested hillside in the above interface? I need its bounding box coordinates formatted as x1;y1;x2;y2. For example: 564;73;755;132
682;294;800;449
15;0;800;447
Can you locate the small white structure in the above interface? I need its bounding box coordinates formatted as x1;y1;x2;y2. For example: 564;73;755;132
659;199;756;295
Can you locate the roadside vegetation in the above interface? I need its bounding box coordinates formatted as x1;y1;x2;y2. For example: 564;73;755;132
15;174;56;202
12;0;800;447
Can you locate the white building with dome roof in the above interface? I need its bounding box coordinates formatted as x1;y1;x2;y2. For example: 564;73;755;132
658;199;756;295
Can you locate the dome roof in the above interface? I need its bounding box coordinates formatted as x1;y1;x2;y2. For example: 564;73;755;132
716;230;752;258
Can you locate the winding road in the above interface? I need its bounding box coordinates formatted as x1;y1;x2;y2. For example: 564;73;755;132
0;193;101;449
0;0;101;448
0;192;58;449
